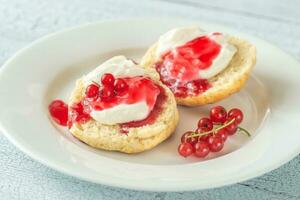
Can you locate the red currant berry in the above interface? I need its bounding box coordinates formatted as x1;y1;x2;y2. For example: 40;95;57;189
194;141;210;158
197;117;213;131
228;108;244;124
85;84;99;98
215;128;228;142
210;106;227;123
225;118;238;135
178;142;195;157
101;73;115;87
48;100;68;126
114;78;129;95
199;134;212;142
207;135;224;152
196;127;212;142
181;131;198;145
100;86;115;101
50;99;65;108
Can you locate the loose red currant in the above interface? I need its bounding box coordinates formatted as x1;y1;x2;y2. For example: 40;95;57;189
178;142;195;157
114;78;129;95
181;131;198;145
197;117;213;131
85;84;99;98
48;100;68;126
225;118;238;135
228;108;244;124
100;86;115;101
101;73;115;87
215;128;228;142
210;106;227;123
194;141;210;158
207;135;224;152
50;99;65;108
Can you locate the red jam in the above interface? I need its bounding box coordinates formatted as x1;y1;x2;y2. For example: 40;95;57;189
49;76;167;132
68;102;91;128
120;85;167;133
84;77;160;113
48;100;68;126
156;34;222;97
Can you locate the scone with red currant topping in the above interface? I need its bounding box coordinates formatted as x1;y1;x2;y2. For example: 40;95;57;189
141;27;256;106
68;56;179;153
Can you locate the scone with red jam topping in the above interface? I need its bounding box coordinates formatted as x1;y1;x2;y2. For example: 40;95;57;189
141;27;256;106
68;56;179;153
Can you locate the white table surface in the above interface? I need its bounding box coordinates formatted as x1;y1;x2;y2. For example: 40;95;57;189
0;0;300;199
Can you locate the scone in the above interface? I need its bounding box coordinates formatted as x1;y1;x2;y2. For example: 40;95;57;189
141;27;256;106
68;56;179;153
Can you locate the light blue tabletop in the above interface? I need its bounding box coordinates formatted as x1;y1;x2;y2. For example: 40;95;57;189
0;0;300;199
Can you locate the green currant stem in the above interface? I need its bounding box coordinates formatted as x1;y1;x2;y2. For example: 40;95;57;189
187;118;236;138
238;127;251;137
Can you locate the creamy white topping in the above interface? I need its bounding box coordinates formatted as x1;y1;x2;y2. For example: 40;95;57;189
83;56;150;125
156;27;237;79
83;56;145;86
156;27;205;57
90;102;149;125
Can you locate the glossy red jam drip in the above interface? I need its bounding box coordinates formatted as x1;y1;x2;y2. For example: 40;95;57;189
120;85;167;133
68;102;91;128
84;77;160;112
48;100;68;126
156;34;221;97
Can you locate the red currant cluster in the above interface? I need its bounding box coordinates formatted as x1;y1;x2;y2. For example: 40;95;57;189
178;106;250;158
85;73;129;101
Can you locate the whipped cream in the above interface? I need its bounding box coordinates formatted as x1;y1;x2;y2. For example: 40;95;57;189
156;27;237;79
83;56;153;125
156;27;205;57
83;56;145;86
90;102;148;125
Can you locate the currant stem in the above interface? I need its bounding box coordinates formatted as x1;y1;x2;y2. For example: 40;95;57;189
92;81;100;86
187;118;235;138
238;127;251;137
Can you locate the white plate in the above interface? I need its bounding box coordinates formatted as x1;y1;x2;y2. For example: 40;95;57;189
0;19;300;191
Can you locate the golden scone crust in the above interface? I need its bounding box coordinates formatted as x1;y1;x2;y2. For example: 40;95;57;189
68;69;179;153
141;37;256;106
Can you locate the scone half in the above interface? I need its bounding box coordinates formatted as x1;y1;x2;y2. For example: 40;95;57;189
68;61;178;154
141;31;256;106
